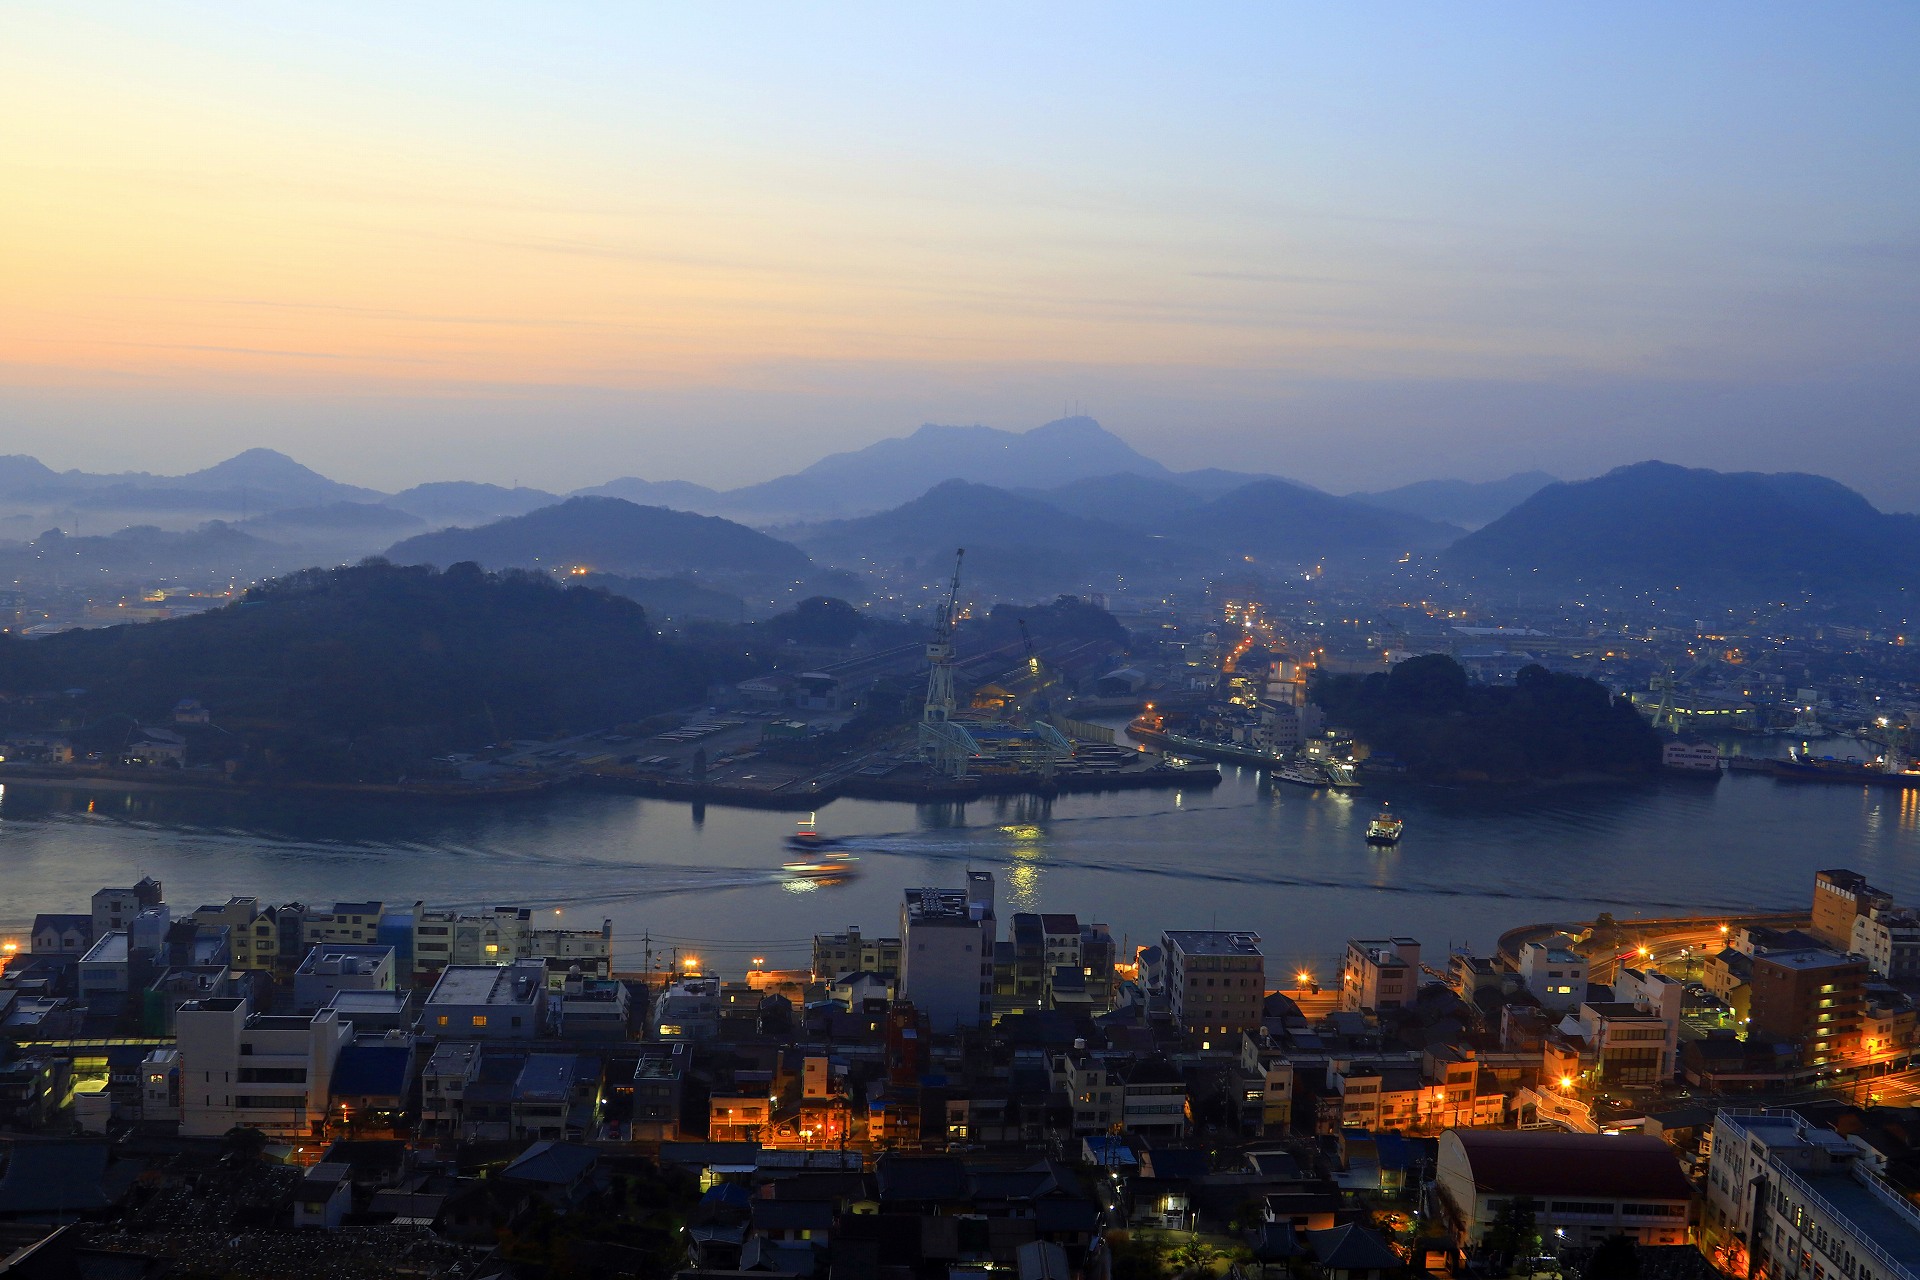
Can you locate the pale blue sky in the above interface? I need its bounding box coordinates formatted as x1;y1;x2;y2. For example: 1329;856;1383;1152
3;4;1916;503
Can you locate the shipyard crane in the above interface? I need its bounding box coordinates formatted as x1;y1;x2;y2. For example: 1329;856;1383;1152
1649;652;1720;736
920;549;980;777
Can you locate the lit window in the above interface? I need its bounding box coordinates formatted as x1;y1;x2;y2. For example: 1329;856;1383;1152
471;1015;488;1027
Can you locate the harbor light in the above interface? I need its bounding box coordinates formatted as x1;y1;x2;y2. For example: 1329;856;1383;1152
682;956;699;970
1296;970;1311;986
1559;1076;1574;1091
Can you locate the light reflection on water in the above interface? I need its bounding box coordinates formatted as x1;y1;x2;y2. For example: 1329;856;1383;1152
0;759;1914;974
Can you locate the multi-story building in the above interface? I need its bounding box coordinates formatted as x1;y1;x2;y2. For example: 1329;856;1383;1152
420;1041;480;1136
1749;948;1868;1067
1569;999;1679;1086
175;997;351;1138
77;931;134;999
555;973;630;1040
628;1043;687;1139
898;873;996;1031
412;906;612;985
1163;930;1264;1046
1517;938;1589;1011
92;877;163;938
1706;1109;1920;1280
1341;937;1421;1014
1813;868;1893;951
1436;1129;1693;1248
190;897;282;972
301;901;391;948
811;927;902;981
291;944;396;1016
1238;1034;1295;1135
421;961;549;1040
1851;906;1920;983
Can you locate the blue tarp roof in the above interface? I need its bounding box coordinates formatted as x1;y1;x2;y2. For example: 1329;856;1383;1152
329;1045;411;1098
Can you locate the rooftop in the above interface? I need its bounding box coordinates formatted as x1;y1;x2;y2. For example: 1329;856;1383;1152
1447;1130;1691;1200
1757;948;1862;972
1163;929;1263;957
79;932;130;965
297;944;393;976
425;963;545;1007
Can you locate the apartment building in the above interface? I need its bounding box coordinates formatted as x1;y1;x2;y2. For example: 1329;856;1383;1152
1813;869;1893;951
1342;937;1421;1014
1517;938;1590;1012
811;927;902;981
898;873;996;1031
1162;929;1265;1045
412;906;612;985
1851;906;1920;983
1707;1109;1920;1280
175;997;350;1138
1749;949;1868;1067
190;897;281;971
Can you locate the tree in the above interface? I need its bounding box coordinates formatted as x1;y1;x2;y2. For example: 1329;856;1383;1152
1585;1236;1639;1280
1484;1197;1539;1272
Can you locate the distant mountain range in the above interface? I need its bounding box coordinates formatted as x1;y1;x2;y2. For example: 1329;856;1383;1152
7;425;1913;607
1442;461;1920;596
1348;471;1558;529
384;496;813;581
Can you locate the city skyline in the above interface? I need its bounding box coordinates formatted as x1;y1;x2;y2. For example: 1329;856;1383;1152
4;5;1918;506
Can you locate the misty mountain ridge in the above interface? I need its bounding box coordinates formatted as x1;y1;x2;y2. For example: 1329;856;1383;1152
1348;470;1558;528
1442;460;1920;596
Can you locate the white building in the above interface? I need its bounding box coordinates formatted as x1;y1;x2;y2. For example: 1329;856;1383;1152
175;997;351;1138
292;944;396;1015
1851;907;1920;984
898;872;996;1031
1517;937;1590;1012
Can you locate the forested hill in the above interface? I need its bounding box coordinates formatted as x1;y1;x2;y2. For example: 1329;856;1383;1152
1314;654;1659;783
0;561;746;782
385;495;813;580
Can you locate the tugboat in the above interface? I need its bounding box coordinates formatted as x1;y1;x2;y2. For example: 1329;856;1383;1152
1365;804;1404;847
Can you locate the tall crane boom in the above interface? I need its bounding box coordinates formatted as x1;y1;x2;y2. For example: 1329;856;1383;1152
920;550;976;776
924;549;964;724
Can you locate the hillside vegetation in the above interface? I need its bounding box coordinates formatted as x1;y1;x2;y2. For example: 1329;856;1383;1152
0;561;743;783
1314;654;1659;783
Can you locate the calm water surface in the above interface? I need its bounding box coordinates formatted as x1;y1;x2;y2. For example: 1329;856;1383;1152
3;744;1916;979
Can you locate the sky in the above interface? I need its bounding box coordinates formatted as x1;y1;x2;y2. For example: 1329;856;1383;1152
2;4;1917;506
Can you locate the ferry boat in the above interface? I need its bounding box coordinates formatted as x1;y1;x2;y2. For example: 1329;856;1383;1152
1365;806;1405;846
782;852;860;879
